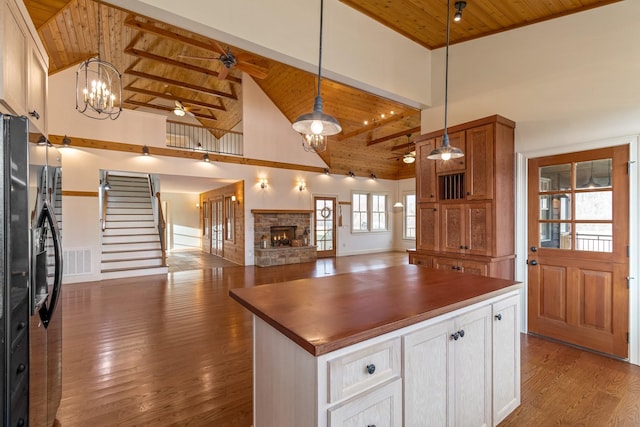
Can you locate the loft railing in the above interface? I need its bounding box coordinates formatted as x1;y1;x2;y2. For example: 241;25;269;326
166;121;243;156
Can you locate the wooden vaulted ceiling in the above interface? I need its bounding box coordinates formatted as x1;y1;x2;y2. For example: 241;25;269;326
23;0;620;180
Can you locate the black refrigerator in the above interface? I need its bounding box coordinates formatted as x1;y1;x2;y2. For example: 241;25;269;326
1;114;63;426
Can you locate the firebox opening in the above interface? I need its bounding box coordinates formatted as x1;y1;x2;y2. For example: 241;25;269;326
270;226;297;247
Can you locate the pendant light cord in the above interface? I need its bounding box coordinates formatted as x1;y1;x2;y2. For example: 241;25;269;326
317;0;324;98
97;1;102;61
443;0;451;137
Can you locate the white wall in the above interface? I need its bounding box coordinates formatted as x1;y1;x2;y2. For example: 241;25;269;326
162;192;201;251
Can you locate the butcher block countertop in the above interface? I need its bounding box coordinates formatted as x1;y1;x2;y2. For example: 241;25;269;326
229;264;522;356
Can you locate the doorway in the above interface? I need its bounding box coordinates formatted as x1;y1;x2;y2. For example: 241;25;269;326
210;197;223;257
314;196;336;258
527;145;629;358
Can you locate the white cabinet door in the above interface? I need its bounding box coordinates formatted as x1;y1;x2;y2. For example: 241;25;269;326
27;41;47;134
0;0;28;115
404;305;492;427
328;378;402;427
452;305;492;427
492;295;521;425
403;319;451;426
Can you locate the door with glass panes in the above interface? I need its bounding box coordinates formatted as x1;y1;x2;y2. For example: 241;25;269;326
314;197;336;258
527;145;629;358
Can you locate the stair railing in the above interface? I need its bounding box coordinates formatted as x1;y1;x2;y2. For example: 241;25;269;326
100;171;110;231
155;192;167;267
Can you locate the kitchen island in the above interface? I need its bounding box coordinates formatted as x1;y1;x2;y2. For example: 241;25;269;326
230;264;523;427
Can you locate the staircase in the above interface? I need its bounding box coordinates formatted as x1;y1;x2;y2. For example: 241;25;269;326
101;174;168;279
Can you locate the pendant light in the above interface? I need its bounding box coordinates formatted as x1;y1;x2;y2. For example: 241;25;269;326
427;0;464;161
76;1;122;120
292;0;342;153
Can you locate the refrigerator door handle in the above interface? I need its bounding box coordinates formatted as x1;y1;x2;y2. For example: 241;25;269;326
37;200;63;328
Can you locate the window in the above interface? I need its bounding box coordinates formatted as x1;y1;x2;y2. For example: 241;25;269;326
351;192;388;232
225;196;234;241
404;193;416;239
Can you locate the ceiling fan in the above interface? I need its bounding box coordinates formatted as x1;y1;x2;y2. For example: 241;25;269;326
179;41;269;80
389;134;416;164
173;100;195;117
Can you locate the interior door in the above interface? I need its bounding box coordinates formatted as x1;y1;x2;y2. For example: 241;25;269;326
527;145;629;358
314;197;336;258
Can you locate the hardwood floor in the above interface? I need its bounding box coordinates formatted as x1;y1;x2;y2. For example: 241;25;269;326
56;251;640;426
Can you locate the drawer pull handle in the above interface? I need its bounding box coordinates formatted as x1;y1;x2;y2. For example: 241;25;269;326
17;363;26;374
366;364;376;375
495;314;502;321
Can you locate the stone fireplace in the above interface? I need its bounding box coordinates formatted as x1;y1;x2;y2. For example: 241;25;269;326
252;209;316;267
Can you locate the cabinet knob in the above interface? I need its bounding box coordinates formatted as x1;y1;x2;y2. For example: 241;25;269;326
29;110;40;120
366;364;376;375
458;329;465;338
17;418;25;427
529;260;538;266
16;321;26;331
495;314;502;321
17;363;26;374
451;332;460;341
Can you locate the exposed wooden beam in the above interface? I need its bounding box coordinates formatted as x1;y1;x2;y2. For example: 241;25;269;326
124;85;226;112
46;134;328;174
124;47;243;84
337;110;418;141
367;126;421;147
124;15;224;56
123;100;217;121
125;68;238;100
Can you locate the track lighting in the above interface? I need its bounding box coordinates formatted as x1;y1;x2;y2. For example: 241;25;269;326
62;135;71;146
454;1;466;22
203;153;210;162
323;168;330;175
370;173;377;180
348;171;355;178
142;145;150;156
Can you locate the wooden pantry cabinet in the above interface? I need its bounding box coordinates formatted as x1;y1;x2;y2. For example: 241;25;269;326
409;115;515;280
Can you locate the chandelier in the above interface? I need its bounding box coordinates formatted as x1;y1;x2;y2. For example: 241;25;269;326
292;0;341;153
76;1;122;120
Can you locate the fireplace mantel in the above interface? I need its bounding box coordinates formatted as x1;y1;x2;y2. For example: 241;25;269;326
251;209;313;214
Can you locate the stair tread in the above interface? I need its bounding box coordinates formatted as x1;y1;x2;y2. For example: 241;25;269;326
101;256;163;263
101;265;167;273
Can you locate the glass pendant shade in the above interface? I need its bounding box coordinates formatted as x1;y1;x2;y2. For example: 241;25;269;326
302;133;328;153
403;154;416;164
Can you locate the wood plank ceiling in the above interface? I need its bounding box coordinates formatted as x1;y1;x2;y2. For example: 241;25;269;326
24;0;620;180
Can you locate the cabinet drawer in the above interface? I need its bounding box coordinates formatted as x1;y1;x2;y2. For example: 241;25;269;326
328;378;402;427
328;338;400;403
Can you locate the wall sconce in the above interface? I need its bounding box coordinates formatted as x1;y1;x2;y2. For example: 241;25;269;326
142;145;150;156
196;202;200;208
348;171;355;178
370;173;377;180
203;153;210;162
260;178;268;189
298;181;306;192
231;195;236;202
62;135;71;146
